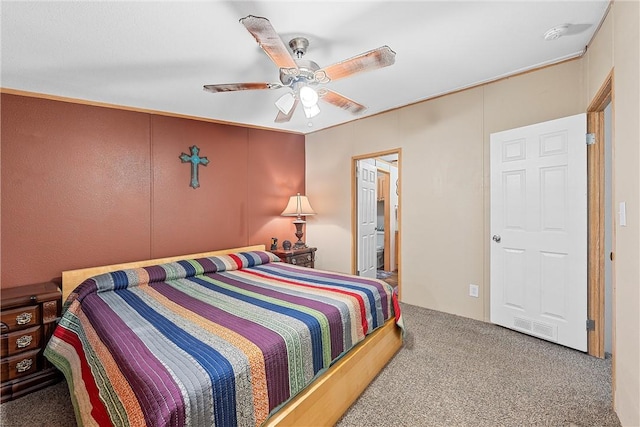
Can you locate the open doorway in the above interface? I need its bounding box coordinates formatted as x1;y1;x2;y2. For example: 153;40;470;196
352;149;401;296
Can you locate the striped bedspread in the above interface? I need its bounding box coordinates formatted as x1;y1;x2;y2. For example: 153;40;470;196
44;250;400;427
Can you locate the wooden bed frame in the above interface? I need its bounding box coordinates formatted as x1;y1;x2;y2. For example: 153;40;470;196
61;244;403;426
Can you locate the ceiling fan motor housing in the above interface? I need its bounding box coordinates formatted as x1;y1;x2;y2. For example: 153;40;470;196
279;59;321;87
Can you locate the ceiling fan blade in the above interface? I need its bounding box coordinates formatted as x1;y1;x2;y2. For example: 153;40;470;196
203;82;281;93
319;89;367;114
314;46;396;83
240;15;298;70
275;98;299;123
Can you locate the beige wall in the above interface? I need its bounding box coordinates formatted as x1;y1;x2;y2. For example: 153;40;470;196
307;59;583;321
583;2;640;425
306;1;639;423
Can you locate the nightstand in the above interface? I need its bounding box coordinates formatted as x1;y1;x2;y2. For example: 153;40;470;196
1;282;63;402
272;247;317;268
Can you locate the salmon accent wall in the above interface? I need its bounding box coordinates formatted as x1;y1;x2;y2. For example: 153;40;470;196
1;94;305;289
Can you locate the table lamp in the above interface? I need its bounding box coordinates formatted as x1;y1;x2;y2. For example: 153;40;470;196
281;193;316;249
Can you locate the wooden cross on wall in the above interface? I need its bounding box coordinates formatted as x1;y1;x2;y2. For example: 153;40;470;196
179;145;209;189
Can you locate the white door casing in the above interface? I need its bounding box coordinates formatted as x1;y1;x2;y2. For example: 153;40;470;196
490;113;587;352
357;161;377;278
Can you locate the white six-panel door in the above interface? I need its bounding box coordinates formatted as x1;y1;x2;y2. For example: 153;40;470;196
357;161;378;278
490;113;587;352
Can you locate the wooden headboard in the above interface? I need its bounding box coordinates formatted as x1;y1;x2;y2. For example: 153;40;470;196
61;244;266;302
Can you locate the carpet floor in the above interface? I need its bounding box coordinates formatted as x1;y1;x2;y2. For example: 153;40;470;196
337;303;620;427
0;303;620;427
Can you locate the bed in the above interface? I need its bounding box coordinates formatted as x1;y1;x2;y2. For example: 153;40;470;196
45;245;403;427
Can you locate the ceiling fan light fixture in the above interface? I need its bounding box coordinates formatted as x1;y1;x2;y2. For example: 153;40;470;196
275;92;296;114
303;104;320;119
299;86;319;108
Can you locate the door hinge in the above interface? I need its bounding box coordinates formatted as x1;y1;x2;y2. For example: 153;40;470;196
586;319;595;331
586;133;596;145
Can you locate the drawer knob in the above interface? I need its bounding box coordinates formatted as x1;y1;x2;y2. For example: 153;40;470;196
16;335;33;348
16;312;33;325
306;255;311;261
16;358;33;373
291;258;297;264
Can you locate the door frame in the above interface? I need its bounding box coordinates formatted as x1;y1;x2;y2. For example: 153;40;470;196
376;167;391;271
351;148;402;298
587;69;614;360
355;159;379;279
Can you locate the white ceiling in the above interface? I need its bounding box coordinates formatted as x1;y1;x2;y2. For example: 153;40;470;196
1;1;610;135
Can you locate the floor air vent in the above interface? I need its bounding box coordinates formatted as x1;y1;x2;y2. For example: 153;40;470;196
532;321;556;340
513;317;532;331
513;316;557;341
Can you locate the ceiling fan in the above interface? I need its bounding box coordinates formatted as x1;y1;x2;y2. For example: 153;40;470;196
203;15;396;123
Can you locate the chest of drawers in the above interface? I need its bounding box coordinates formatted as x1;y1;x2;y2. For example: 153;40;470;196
1;282;63;402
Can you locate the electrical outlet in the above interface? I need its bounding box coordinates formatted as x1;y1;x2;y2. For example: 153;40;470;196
469;284;479;298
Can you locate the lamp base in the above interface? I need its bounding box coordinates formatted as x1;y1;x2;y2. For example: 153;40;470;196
292;219;307;250
293;240;308;250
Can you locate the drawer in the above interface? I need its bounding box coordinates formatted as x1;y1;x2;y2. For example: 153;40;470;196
290;253;313;267
1;326;41;357
1;306;40;332
1;349;40;381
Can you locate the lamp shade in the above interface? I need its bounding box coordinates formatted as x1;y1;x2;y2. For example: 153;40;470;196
299;86;319;108
275;92;296;115
303;103;320;119
281;193;316;218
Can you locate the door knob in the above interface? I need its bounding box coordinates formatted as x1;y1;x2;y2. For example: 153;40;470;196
492;235;501;243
